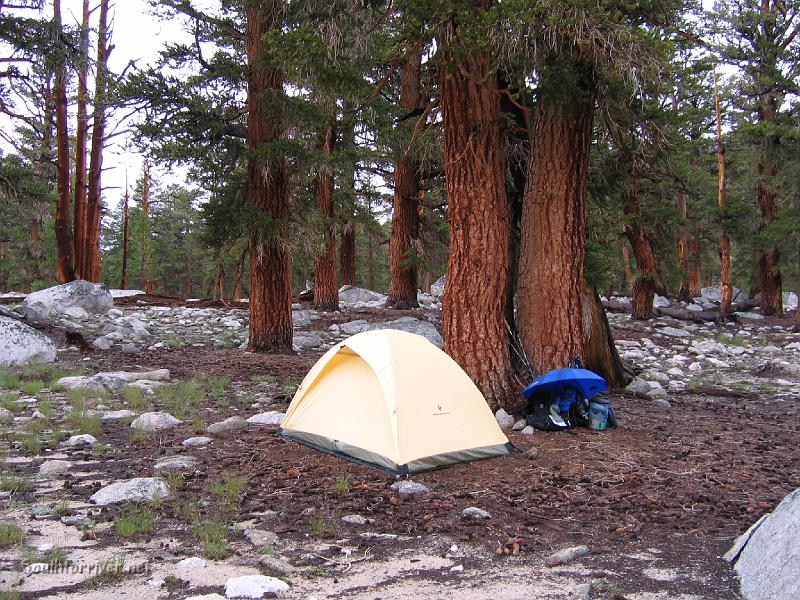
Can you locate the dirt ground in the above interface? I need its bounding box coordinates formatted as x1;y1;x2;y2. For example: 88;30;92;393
35;340;797;599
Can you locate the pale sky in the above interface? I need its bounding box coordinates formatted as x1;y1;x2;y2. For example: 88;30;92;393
2;0;208;208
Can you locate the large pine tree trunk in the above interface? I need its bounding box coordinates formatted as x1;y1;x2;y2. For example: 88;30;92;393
676;190;690;300
755;95;783;315
714;70;733;318
85;0;110;282
53;0;75;284
141;167;156;293
246;3;293;351
621;243;633;292
517;89;592;373
72;0;90;278
688;233;701;296
339;222;356;286
386;50;423;309
120;187;129;289
624;180;659;320
440;12;513;407
313;118;339;311
583;282;627;388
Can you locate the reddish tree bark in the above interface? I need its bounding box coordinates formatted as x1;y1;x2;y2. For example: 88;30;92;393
246;2;293;351
714;69;732;318
517;87;593;372
73;0;90;278
688;233;701;297
621;243;633;292
231;246;247;302
85;0;111;282
676;190;690;300
387;50;423;309
313;119;339;311
583;282;627;388
120;184;129;289
339;222;356;286
53;0;75;284
440;9;514;407
624;180;659;320
140;165;155;294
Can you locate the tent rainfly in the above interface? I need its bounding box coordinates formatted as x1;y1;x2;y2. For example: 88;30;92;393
279;329;512;474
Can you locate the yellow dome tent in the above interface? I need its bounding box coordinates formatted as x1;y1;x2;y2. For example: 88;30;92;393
279;329;513;474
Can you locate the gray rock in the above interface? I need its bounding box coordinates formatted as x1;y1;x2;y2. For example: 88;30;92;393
130;411;181;432
431;275;446;298
63;434;97;447
338;285;387;307
369;317;443;348
342;514;368;525
521;425;535;435
176;556;207;569
57;369;170;392
182;436;212;447
725;487;800;600
659;326;690;338
644;383;668;400
653;398;672;409
462;506;491;519
545;545;590;566
185;595;226;600
101;409;137;421
63;305;89;320
91;336;113;350
701;285;744;304
38;460;72;476
246;411;285;426
512;419;526;431
494;408;515;430
292;310;312;327
224;574;289;598
90;477;171;505
20;280;113;321
0;316;57;367
0;407;13;424
340;319;370;335
207;416;248;434
625;377;651;395
292;331;324;351
242;528;279;546
524;447;541;460
154;455;198;471
390;480;430;495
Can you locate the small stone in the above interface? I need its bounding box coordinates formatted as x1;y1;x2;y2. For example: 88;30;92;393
154;455;198;471
185;595;226;600
341;514;368;525
176;556;207;569
24;562;50;575
182;436;212;447
63;434;97;447
224;574;289;598
494;408;515;430
0;407;13;424
90;477;171;505
450;564;464;573
130;411;181;432
36;543;54;552
625;377;651;395
38;460;72;476
524;447;540;460
653;398;671;409
545;545;590;567
521;425;535;435
207;416;248;434
243;529;278;546
390;480;430;495
101;409;137;421
512;419;526;431
461;507;491;520
246;411;285;426
147;578;166;589
91;336;113;350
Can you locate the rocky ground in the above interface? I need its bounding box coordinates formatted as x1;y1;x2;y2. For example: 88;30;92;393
0;284;798;599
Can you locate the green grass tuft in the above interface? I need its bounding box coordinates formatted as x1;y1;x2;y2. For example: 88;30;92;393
114;504;154;539
0;521;25;547
191;520;229;560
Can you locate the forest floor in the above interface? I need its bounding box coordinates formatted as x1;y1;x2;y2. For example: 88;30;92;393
1;295;799;599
